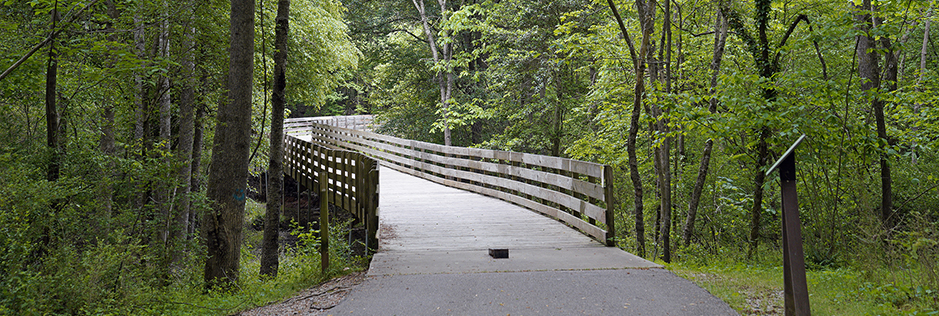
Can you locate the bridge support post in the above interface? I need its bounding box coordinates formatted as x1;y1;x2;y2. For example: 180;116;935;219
319;164;330;274
767;135;810;316
366;161;379;254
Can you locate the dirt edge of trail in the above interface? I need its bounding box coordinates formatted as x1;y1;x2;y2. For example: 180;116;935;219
235;271;367;316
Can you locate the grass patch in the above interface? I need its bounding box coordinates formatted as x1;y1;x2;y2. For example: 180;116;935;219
668;261;938;315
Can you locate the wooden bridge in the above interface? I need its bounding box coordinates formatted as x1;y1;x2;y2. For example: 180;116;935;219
278;116;741;315
282;115;658;274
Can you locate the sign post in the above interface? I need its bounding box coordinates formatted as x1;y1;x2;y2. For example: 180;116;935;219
766;134;811;316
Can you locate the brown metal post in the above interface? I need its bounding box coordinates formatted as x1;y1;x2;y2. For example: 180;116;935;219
767;135;810;316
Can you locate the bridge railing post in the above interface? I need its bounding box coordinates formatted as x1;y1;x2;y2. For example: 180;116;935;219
319;162;330;274
603;165;616;247
366;160;379;253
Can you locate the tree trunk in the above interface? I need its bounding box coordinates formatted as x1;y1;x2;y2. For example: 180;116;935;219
204;0;255;288
552;68;564;157
173;13;197;261
854;0;893;231
656;128;672;262
875;16;897;229
46;7;60;183
748;127;770;258
745;0;776;259
636;0;655;257
96;0;122;219
605;0;650;257
157;3;174;256
412;0;452;146
656;0;672;263
913;12;930;164
190;103;205;236
132;14;149;210
261;0;290;278
683;9;728;247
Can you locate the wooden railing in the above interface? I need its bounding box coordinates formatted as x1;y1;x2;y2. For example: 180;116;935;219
285;115;374;134
293;120;616;246
282;120;379;251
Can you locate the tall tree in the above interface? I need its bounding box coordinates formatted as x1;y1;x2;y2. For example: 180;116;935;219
45;4;60;183
606;0;647;257
157;0;175;268
724;1;813;257
683;7;728;247
854;0;894;230
412;0;453;146
654;0;673;263
204;0;255;287
261;0;290;278
172;1;199;262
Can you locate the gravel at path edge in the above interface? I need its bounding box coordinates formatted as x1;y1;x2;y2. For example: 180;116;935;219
236;272;366;316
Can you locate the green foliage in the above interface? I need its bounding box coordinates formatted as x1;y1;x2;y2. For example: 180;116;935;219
0;0;364;312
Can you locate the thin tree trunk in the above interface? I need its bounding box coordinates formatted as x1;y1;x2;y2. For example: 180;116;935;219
173;16;197;260
552;68;564;157
132;13;149;210
683;9;728;247
605;0;648;257
636;0;656;257
40;4;62;259
412;0;452;146
855;0;893;231
913;12;930;164
190;103;205;236
656;0;672;263
748;127;770;258
158;3;173;252
656;128;672;262
745;0;776;259
97;0;122;220
261;0;290;278
204;0;255;288
875;15;897;230
46;7;60;183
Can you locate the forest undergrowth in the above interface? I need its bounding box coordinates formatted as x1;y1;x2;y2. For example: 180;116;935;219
0;196;367;316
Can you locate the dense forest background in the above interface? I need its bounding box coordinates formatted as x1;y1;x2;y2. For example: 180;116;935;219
1;0;937;314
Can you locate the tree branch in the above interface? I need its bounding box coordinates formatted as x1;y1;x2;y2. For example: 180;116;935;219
389;29;429;43
0;0;103;82
605;0;639;71
807;18;829;80
772;14;809;70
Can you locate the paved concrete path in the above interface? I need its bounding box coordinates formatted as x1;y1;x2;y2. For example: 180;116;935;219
328;167;736;315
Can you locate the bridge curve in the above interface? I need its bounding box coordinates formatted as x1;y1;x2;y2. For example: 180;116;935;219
283;115;737;315
283;115;656;272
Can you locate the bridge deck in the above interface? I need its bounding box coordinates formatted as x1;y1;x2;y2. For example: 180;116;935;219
369;167;658;275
